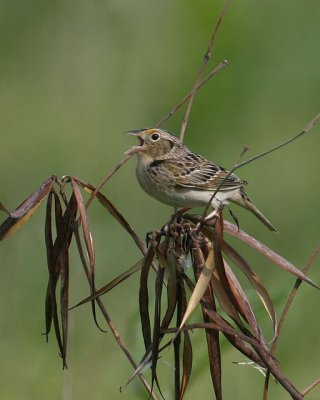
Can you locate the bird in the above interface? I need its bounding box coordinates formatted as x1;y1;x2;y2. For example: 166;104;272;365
125;128;277;232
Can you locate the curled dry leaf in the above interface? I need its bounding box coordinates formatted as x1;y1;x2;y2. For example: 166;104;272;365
0;175;56;240
211;268;244;327
71;179;95;281
44;190;77;368
223;261;263;340
223;241;277;335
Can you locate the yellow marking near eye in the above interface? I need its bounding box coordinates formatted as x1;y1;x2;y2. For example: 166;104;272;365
144;129;157;136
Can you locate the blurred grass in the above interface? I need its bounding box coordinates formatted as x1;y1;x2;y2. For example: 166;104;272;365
0;1;320;399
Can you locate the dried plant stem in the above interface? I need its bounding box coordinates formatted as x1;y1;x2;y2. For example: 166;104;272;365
233;112;320;172
95;297;159;400
202;111;320;219
156;60;228;128
85;154;132;210
179;0;232;142
263;242;320;400
301;377;320;397
272;242;320;350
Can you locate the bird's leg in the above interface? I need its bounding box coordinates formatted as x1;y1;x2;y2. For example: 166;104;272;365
160;208;191;238
193;209;217;233
194;202;224;233
204;208;218;223
168;207;190;226
203;202;224;224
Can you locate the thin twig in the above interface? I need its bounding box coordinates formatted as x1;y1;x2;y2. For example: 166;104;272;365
263;242;320;400
301;377;320;397
85;154;132;210
156;60;228;128
202;111;320;220
179;0;232;142
272;242;320;351
234;112;320;172
95;296;159;400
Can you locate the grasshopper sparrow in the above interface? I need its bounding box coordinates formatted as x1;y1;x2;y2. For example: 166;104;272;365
125;128;276;232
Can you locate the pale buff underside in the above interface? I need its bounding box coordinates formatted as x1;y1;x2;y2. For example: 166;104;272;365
136;158;243;209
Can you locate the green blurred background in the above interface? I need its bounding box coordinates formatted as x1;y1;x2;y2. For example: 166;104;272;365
1;1;319;399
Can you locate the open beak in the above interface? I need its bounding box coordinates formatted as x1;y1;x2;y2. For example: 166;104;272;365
124;130;146;155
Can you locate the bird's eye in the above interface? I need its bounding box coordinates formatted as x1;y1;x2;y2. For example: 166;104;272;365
150;133;160;141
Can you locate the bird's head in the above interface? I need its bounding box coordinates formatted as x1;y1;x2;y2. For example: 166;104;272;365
125;128;183;159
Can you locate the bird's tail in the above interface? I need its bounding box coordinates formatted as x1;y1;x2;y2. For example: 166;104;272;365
235;189;278;233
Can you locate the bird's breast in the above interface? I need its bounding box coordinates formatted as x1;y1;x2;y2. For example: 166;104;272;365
135;159;232;208
136;160;176;203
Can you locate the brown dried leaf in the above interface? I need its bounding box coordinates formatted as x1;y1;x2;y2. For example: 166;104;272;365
140;246;156;350
184;264;266;369
73;178;146;254
224;221;320;289
68;200;105;333
200;280;222;400
71;179;105;333
54;192;69;368
0;175;55;240
211;270;243;327
224;261;263;340
158;245;178;331
222;329;265;367
182;319;265;360
212;215;248;324
44;191;54;338
180;330;193;400
184;317;303;400
251;344;303;400
70;258;144;309
174;277;185;399
43;192;66;365
60;236;69;369
201;293;300;399
182;270;265;367
223;240;277;334
151;266;165;395
44;191;78;368
71;179;95;279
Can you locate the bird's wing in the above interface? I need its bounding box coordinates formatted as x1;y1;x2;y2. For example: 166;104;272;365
165;157;247;192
